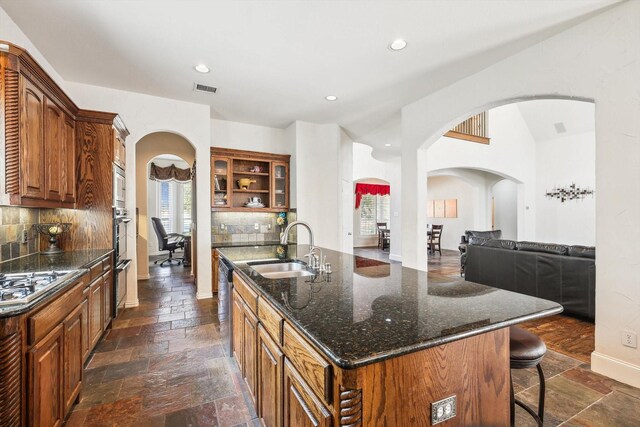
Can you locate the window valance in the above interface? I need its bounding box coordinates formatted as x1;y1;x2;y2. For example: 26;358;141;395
355;183;390;209
149;162;192;183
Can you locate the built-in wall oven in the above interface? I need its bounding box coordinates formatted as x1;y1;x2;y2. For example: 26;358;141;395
113;206;131;317
113;165;126;209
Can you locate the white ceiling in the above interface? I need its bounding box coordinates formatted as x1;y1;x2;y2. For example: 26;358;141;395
0;0;618;146
517;99;595;142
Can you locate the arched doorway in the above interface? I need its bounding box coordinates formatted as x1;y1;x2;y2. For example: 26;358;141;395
135;132;196;281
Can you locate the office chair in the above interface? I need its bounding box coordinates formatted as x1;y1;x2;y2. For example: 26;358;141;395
151;217;185;266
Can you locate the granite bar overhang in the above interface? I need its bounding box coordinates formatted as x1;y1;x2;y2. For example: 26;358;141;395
0;249;113;318
218;244;563;369
212;240;284;249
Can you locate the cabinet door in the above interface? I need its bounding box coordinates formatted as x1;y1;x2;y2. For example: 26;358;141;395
243;302;258;405
212;156;231;208
113;131;126;169
29;323;64;427
232;290;244;368
44;98;63;201
258;325;283;427
20;76;46;199
80;296;90;362
283;359;331;427
212;251;219;294
62;115;76;203
88;278;103;350
103;270;113;329
63;304;83;413
271;161;289;210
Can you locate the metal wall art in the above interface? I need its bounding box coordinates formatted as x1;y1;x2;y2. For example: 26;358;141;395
545;183;594;203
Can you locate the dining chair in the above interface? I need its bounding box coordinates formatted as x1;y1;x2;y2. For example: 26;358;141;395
377;222;388;248
428;224;443;255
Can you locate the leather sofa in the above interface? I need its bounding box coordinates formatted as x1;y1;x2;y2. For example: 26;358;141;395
459;230;502;274
464;237;595;321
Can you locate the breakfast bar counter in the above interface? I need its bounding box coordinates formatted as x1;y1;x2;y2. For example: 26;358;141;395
218;244;562;426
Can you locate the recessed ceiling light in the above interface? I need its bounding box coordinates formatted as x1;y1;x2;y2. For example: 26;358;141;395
385;143;392;147
325;95;338;101
388;39;407;51
194;64;210;73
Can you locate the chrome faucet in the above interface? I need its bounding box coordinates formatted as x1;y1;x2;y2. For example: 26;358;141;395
280;221;323;270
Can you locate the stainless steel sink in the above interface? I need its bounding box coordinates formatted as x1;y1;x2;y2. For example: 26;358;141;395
247;260;315;279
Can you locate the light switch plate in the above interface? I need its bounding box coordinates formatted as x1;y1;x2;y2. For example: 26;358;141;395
431;395;456;425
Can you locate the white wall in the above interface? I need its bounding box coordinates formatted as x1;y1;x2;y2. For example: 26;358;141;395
491;179;518;240
535;131;596;246
400;1;640;387
426;176;475;250
211;119;289;154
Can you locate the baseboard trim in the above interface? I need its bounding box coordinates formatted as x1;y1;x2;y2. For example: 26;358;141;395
389;253;402;262
124;299;139;308
591;351;640;388
137;274;150;280
196;292;213;300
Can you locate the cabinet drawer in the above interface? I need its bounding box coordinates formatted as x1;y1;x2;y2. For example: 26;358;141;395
28;277;86;345
102;257;112;272
258;298;283;345
233;272;258;315
283;322;331;404
89;261;103;281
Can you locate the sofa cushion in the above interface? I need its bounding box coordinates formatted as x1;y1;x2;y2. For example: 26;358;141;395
465;229;502;241
468;237;516;250
568;245;596;259
516;241;568;255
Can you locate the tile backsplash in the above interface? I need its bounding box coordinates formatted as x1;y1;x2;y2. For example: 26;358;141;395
211;211;297;244
0;206;41;262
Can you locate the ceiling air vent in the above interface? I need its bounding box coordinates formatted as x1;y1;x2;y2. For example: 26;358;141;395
194;83;217;94
554;122;567;134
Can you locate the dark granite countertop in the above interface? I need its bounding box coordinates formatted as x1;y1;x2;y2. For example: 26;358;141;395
212;241;284;249
219;244;563;369
0;249;113;318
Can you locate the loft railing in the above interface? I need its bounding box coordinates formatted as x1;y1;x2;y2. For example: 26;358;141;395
444;112;490;144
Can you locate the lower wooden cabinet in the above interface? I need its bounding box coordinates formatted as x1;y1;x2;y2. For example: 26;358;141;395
88;277;103;350
283;359;332;427
29;323;64;427
258;325;284;427
232;290;245;365
103;269;113;328
63;304;84;414
212;250;219;293
243;302;258;405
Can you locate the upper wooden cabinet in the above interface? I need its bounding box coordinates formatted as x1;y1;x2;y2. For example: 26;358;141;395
211;147;291;212
1;41;128;209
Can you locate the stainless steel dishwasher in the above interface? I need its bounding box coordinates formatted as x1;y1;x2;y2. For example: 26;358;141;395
218;257;234;357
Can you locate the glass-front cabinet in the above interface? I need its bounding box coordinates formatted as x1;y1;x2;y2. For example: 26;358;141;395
211;156;231;208
271;162;289;210
210;148;290;212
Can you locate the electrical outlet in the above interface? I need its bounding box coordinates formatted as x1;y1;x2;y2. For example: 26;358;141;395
431;395;456;425
622;331;637;348
268;223;272;230
20;229;28;244
254;223;259;230
220;224;225;230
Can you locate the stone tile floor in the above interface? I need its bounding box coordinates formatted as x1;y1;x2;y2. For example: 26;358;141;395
65;254;640;426
66;262;258;427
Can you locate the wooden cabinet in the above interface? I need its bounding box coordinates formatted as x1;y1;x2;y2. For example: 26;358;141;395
80;296;90;362
243;303;259;405
62;115;76;203
103;269;113;329
63;304;83;414
113;130;126;169
283;359;332;427
88;277;103;350
258;325;284;427
232;290;245;367
19;75;46;200
210;148;290;212
44;98;64;201
212;250;219;294
29;323;64;427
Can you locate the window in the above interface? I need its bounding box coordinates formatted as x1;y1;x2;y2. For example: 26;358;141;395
157;180;192;234
359;194;390;236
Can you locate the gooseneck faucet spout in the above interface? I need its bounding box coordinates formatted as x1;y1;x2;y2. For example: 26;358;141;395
280;221;314;248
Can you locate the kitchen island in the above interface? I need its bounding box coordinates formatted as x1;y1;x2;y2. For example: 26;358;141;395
218;244;562;426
